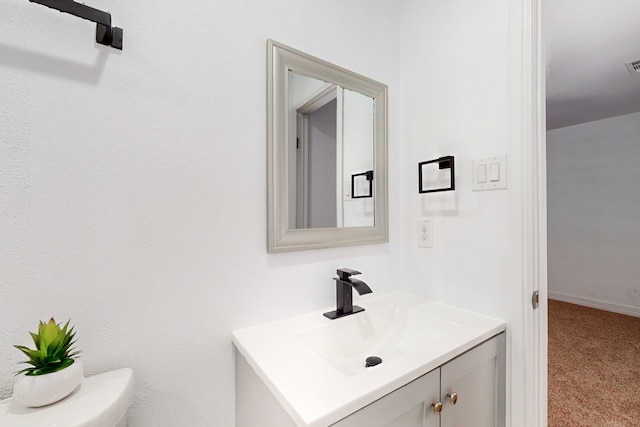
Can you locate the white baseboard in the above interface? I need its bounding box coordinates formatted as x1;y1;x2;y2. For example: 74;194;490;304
548;292;640;318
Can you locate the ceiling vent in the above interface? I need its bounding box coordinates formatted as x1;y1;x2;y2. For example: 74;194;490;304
625;60;640;75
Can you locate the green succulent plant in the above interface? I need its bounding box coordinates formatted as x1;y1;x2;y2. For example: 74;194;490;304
14;318;80;376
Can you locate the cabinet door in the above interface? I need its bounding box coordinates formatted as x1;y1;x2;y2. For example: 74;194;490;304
440;333;506;427
332;368;440;427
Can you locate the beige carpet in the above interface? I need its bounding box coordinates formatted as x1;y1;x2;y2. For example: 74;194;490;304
548;300;640;426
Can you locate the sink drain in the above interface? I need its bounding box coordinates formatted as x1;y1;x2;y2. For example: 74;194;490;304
365;356;383;368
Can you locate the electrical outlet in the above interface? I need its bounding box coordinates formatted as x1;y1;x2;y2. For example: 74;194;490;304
417;219;433;248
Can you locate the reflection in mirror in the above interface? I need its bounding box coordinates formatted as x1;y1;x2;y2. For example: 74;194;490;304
351;170;374;199
288;71;375;229
342;88;374;227
267;39;388;252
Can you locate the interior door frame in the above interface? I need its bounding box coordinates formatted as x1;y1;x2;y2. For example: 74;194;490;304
294;84;341;228
516;0;547;426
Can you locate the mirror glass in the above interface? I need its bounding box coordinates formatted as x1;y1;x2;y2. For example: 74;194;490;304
287;71;375;229
267;40;388;252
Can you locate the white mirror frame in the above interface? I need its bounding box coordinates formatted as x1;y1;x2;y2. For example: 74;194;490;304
267;39;388;252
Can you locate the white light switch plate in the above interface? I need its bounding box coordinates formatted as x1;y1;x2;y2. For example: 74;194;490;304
472;154;507;191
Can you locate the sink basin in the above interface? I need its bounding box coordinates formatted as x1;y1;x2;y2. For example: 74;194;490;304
297;300;461;376
232;292;505;427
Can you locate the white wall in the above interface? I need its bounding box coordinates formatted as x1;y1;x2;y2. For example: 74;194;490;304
0;1;402;426
547;112;640;313
0;0;537;426
398;0;532;424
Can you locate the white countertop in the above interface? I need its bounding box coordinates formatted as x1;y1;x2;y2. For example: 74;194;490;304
232;292;506;427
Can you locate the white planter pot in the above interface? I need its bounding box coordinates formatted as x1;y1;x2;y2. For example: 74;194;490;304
13;361;84;407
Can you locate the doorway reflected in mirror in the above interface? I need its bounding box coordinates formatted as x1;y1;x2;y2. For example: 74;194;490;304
288;71;374;230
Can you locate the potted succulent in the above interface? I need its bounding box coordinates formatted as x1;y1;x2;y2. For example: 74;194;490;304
12;318;83;407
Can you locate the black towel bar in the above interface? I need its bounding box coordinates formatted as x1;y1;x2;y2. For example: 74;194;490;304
29;0;123;50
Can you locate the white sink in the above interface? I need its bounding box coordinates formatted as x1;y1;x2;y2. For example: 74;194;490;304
233;292;505;427
296;299;461;376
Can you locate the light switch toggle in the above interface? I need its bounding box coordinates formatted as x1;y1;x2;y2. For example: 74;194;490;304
478;164;487;183
489;162;500;182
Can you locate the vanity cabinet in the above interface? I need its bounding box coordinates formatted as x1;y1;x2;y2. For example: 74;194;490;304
331;333;505;427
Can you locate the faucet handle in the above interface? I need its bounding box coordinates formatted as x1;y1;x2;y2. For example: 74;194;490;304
337;268;361;281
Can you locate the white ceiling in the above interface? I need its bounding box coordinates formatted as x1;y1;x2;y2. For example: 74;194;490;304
545;0;640;130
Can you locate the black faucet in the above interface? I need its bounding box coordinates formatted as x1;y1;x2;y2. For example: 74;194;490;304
323;268;372;319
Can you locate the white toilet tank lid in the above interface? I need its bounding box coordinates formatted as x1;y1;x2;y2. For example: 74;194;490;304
0;368;134;427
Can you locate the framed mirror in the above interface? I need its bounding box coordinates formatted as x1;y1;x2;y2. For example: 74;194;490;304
267;39;388;252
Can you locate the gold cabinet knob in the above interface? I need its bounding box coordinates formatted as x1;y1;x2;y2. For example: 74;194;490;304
432;402;443;414
447;392;458;405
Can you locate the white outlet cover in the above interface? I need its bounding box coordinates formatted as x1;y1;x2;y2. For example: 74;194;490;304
417;219;433;248
472;154;507;191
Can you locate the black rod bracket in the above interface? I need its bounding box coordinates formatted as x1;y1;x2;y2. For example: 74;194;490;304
29;0;123;50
